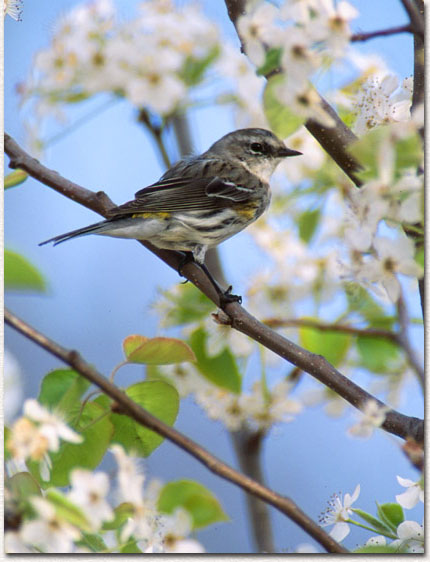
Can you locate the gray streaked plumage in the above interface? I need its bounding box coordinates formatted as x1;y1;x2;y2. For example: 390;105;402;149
40;128;301;264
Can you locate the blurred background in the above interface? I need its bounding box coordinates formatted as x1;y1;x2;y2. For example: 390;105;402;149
5;0;424;553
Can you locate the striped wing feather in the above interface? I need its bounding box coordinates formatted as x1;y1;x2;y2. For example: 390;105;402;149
108;177;253;216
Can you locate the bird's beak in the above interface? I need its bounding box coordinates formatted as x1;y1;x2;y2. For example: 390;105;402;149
278;146;302;157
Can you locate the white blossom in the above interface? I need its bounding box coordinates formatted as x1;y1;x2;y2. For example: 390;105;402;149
237;3;279;66
364;236;423;302
4;0;22;20
354;74;412;135
4;349;23;424
20;497;81;553
319;484;360;542
348;399;389;439
68;469;114;530
391;520;424;553
4;531;32;553
7;400;82;463
110;445;159;543
240;380;302;430
157;508;205;553
23;399;83;452
395;476;424;509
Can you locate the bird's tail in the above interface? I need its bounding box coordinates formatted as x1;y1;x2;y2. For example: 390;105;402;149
39;219;108;246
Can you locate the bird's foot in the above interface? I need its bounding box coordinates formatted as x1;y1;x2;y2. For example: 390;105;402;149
177;252;194;278
219;285;242;306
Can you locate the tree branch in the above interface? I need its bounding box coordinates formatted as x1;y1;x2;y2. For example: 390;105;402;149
230;430;275;553
396;293;424;389
402;0;425;317
4;132;423;445
400;0;425;39
351;24;413;42
264;318;399;341
4;307;348;554
264;317;424;385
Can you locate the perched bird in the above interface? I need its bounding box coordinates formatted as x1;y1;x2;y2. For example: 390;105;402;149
41;128;301;302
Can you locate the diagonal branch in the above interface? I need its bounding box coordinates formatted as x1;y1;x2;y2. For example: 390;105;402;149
4;306;348;554
4;132;423;445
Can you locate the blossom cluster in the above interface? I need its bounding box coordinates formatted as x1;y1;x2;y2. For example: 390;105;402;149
20;0;268;137
319;479;424;552
155;357;302;432
6;399;83;480
237;0;358;125
5;442;204;554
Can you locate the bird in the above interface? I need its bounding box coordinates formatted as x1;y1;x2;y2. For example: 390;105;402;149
40;128;301;303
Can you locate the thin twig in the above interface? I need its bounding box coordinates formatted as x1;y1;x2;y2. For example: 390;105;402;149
263;318;399;342
351;24;412;42
3;132;424;444
396;292;425;390
266;317;424;387
4;307;348;554
137;109;171;168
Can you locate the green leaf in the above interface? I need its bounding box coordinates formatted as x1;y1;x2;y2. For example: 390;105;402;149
377;502;404;532
39;401;113;487
415;246;424;269
257;47;282;76
353;545;400;554
38;369;91;417
158;284;215;326
4;169;28;189
63;91;90;103
357;336;400;373
98;381;179;457
4;250;46;292
158;480;228;529
350;127;422;184
352;508;392;534
299;321;351;367
7;472;42;511
4;426;11;461
263;75;305;138
45;488;92;532
189;327;241;393
77;532;108;553
122;334;148;356
297;208;321;243
180;46;220;86
102;502;134;531
120;540;142;553
394;132;422;172
123;335;196;365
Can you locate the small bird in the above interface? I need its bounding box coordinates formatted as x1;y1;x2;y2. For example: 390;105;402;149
41;128;301;302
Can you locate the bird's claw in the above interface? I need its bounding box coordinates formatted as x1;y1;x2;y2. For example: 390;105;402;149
220;285;242;306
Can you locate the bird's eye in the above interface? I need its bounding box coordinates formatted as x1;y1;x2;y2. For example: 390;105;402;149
250;142;264;154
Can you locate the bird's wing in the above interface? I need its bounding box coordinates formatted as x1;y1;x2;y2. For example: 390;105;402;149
108;176;255;216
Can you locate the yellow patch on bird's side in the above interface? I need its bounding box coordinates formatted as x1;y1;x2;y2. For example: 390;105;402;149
131;212;171;219
236;205;258;220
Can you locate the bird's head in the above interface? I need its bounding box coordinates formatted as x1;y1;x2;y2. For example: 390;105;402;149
207;128;302;182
